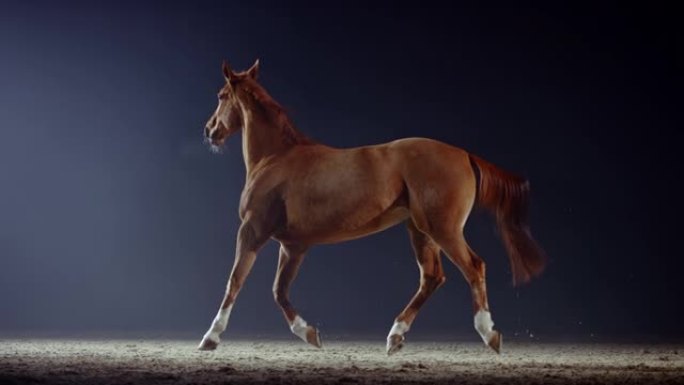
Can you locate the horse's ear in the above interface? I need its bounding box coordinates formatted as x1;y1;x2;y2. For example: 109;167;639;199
222;60;237;82
246;59;260;80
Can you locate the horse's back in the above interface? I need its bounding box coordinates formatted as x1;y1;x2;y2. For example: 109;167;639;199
385;137;474;182
260;138;476;244
386;137;469;160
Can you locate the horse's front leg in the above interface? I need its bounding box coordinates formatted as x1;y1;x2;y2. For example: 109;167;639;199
198;215;270;350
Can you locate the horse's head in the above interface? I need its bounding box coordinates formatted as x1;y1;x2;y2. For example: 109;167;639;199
204;59;260;149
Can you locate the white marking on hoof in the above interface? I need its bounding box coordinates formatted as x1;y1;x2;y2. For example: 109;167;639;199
290;315;309;342
386;320;409;355
198;305;232;350
474;309;497;344
387;320;409;338
289;315;322;347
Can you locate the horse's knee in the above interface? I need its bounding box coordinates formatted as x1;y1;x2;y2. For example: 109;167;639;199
423;273;446;292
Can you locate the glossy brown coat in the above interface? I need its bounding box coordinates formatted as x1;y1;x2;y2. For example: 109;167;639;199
198;60;546;354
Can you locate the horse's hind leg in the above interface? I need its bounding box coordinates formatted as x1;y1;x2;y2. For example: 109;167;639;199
436;233;502;353
273;243;322;348
386;220;446;355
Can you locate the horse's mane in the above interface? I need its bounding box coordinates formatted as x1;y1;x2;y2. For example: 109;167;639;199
243;83;315;146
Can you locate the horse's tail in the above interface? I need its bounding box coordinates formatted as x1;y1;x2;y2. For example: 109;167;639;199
469;154;547;286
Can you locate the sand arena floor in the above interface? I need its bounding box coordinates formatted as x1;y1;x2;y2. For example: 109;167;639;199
1;338;682;384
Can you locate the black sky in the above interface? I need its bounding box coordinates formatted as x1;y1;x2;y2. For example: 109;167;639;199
0;1;681;340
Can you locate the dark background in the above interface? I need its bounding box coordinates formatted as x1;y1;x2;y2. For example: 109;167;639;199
0;1;681;341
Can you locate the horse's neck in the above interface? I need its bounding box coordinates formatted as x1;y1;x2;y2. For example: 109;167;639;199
241;108;290;173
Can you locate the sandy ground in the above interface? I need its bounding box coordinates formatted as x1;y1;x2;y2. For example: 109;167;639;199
0;338;682;384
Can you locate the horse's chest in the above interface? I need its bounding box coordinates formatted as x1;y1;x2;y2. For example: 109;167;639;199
238;178;284;221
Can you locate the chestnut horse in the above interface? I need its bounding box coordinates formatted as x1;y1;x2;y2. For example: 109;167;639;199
198;59;546;355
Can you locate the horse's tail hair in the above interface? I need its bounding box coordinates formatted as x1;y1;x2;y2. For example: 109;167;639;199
469;154;547;286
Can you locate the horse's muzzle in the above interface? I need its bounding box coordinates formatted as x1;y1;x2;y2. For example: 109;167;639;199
205;122;224;142
206;127;228;148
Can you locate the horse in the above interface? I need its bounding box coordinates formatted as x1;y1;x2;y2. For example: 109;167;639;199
198;59;546;355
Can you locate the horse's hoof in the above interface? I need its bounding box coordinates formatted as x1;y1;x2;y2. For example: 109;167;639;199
198;337;219;351
386;334;405;356
488;331;502;354
306;326;323;348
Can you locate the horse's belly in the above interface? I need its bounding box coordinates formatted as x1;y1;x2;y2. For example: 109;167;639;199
275;205;410;245
270;143;409;244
